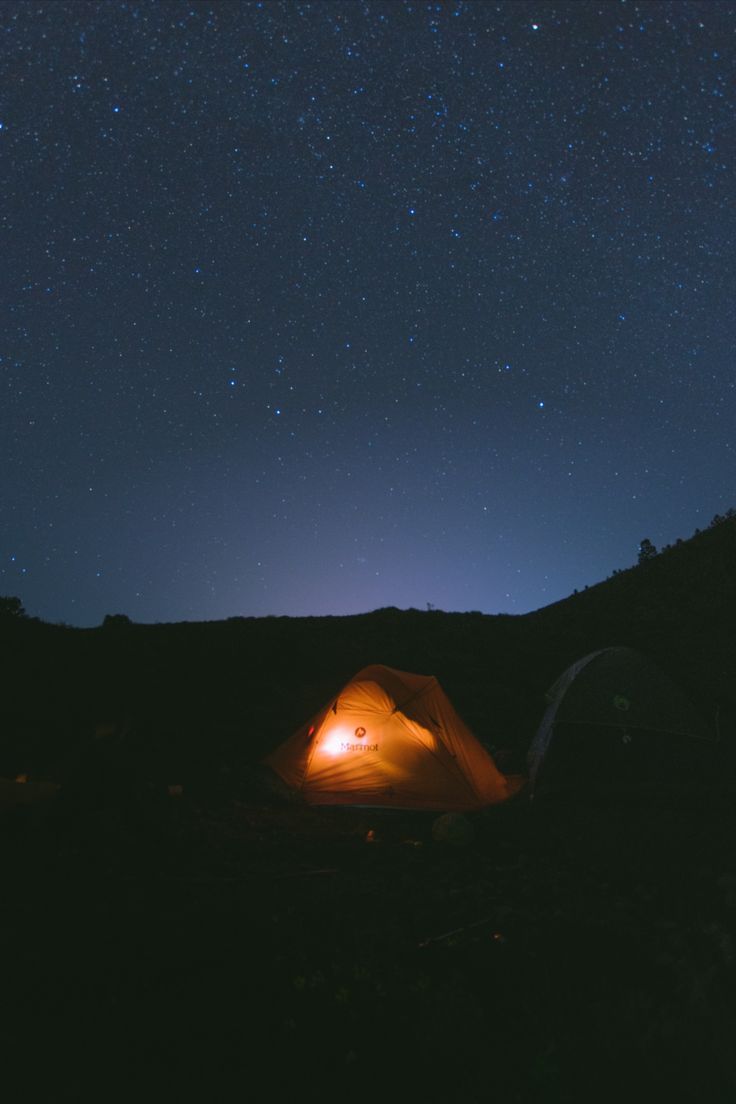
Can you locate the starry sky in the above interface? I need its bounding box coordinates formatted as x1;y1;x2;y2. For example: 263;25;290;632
2;0;735;627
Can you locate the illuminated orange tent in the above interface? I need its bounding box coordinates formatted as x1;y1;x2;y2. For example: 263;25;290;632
264;664;521;811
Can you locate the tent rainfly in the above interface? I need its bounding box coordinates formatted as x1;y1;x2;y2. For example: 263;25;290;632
264;664;521;811
527;646;713;797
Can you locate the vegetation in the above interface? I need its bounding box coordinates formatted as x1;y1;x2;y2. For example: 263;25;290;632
637;537;657;564
101;612;133;629
0;595;26;620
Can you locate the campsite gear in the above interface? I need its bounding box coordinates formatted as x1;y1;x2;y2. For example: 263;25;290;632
265;664;521;810
527;646;712;797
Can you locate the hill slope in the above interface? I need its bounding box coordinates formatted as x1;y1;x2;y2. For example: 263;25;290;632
1;516;734;779
527;514;736;732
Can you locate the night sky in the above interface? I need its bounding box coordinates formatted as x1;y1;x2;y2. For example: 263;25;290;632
2;1;735;627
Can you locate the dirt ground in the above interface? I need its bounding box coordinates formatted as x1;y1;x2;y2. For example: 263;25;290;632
4;784;736;1104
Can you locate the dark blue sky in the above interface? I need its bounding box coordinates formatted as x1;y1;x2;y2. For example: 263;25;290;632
2;0;735;626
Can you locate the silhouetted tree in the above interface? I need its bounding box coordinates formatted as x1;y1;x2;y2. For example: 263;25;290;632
710;510;736;526
102;613;132;629
0;595;27;620
638;538;658;564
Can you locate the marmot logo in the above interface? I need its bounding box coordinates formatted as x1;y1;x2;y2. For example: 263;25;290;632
354;726;367;739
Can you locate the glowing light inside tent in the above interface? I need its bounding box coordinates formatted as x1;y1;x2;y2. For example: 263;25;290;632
318;725;379;757
320;727;352;757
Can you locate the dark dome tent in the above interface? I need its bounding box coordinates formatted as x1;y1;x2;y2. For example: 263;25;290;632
264;664;523;811
527;647;714;798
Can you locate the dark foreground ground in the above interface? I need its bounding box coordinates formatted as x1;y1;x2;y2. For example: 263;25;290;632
4;781;736;1104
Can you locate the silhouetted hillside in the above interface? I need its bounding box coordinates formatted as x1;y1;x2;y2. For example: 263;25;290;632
538;513;736;626
1;514;734;782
